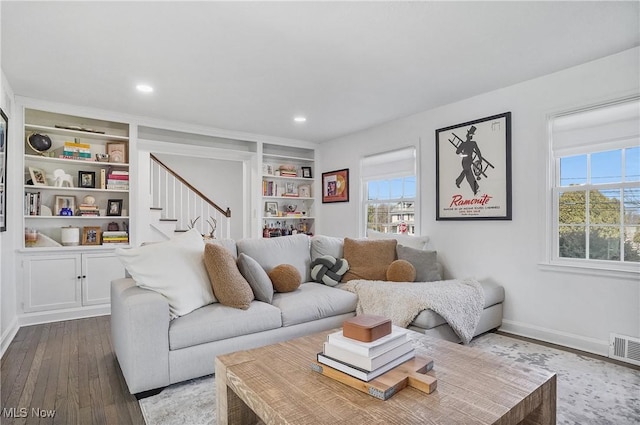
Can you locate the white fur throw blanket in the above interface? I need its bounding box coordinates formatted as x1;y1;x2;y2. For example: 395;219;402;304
340;278;485;344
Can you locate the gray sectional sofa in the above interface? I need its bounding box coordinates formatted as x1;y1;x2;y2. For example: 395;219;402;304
111;234;504;397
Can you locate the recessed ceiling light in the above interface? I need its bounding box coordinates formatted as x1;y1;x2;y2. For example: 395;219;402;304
136;84;154;93
294;116;307;123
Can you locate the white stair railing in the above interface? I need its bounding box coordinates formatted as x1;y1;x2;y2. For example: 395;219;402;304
150;154;231;239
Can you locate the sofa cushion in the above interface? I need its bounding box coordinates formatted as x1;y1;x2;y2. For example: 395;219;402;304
310;255;349;287
410;280;505;330
367;229;429;250
342;238;397;282
269;264;301;293
271;283;358;327
237;234;311;282
206;238;238;258
204;243;254;310
237;253;274;303
115;228;216;318
310;235;344;261
169;301;282;350
396;245;442;282
387;259;416;282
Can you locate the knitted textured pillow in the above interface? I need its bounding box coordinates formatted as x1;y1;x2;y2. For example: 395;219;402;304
310;255;349;286
203;243;254;309
386;259;416;282
268;264;301;293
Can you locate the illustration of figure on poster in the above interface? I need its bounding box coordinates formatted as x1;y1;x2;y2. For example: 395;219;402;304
449;125;495;195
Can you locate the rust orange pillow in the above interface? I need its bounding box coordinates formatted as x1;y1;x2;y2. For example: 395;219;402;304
341;238;397;282
268;264;301;292
386;260;416;282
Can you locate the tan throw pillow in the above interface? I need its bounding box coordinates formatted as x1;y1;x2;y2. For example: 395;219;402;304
386;260;416;282
268;264;301;292
203;243;254;309
342;238;397;282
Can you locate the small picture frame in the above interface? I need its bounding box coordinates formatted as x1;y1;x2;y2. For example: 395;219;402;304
106;142;127;164
82;226;101;245
78;171;96;188
298;184;311;198
29;166;47;186
263;164;274;176
54;195;76;215
285;182;298;196
301;166;312;178
107;199;123;216
265;201;278;216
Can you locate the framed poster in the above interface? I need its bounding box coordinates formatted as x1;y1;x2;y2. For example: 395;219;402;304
322;169;349;203
435;112;512;220
0;108;6;231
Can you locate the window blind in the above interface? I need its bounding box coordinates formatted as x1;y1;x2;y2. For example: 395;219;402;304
551;98;640;156
361;146;416;181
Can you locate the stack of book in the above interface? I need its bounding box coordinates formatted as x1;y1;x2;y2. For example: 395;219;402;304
25;192;41;215
102;231;129;244
316;317;414;382
55;141;92;160
278;166;298;177
77;203;99;216
106;169;129;190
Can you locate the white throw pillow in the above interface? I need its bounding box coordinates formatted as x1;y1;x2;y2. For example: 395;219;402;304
116;229;216;318
367;229;429;250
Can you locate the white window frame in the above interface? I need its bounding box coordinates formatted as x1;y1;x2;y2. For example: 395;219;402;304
543;97;640;276
360;146;419;237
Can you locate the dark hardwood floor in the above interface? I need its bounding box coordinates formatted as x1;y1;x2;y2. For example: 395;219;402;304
1;316;145;425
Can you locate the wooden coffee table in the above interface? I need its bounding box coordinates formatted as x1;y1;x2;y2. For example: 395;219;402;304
216;330;556;425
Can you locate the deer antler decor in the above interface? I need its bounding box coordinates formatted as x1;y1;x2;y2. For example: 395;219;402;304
188;217;200;231
206;217;217;239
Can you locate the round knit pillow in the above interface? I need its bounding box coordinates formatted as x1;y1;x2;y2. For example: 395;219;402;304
386;259;416;282
310;255;349;287
268;264;301;292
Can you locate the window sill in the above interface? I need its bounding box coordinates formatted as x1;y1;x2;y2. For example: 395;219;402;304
538;260;640;280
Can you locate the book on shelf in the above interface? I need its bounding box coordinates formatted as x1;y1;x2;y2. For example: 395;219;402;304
316;349;415;382
322;339;414;372
326;326;409;358
25;192;42;215
109;170;129;175
107;174;129;180
100;169;106;189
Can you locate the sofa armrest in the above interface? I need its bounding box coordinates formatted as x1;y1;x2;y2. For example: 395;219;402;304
111;278;170;394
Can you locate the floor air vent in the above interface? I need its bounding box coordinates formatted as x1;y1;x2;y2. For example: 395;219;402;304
609;333;640;366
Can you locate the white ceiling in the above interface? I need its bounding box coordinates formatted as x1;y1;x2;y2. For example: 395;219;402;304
2;1;639;143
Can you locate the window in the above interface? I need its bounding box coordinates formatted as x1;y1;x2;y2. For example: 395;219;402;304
550;98;640;269
361;147;417;235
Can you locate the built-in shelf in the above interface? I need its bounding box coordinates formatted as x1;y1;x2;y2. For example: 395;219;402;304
25;124;129;142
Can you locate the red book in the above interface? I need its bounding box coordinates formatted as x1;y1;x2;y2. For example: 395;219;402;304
107;174;129;180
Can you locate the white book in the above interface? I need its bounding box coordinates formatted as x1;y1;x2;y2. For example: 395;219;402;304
323;339;414;371
326;326;409;358
316;349;415;382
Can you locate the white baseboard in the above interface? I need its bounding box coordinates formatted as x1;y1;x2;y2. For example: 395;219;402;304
18;305;111;328
1;317;20;358
499;319;610;357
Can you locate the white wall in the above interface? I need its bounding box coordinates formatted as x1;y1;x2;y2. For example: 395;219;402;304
153;153;245;240
1;69;19;355
318;47;640;355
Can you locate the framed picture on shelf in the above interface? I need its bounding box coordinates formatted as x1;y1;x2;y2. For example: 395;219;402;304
0;107;7;232
301;166;312;178
106;142;127;164
285;182;298;196
298;184;311;198
263;164;274;175
265;201;278;216
322;169;349;203
435;112;512;220
82;226;101;245
54;195;76;215
29;166;47;186
78;171;96;188
107;199;123;216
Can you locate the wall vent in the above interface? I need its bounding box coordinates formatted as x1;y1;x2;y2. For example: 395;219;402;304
609;333;640;366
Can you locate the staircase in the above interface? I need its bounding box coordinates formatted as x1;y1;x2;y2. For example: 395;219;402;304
148;154;231;241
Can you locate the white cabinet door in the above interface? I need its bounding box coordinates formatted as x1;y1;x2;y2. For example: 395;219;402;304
23;254;82;312
81;253;126;306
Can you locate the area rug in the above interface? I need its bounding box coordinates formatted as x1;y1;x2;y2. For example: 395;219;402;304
139;333;640;425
